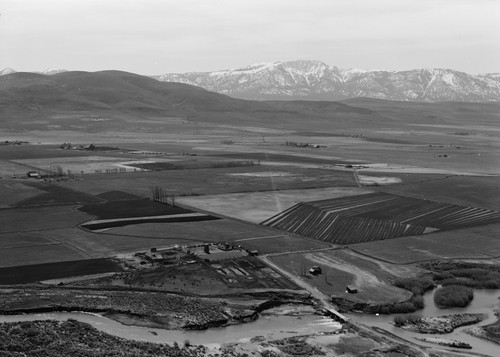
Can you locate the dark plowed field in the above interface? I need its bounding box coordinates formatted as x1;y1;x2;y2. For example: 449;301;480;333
0;258;122;284
78;199;191;219
262;192;500;244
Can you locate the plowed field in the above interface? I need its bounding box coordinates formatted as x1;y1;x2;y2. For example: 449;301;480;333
263;192;500;244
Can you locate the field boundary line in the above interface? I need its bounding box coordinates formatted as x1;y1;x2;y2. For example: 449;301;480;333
232;235;289;242
263;246;341;258
0;243;62;249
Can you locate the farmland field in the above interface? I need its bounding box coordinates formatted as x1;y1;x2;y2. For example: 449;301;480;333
11;155;180;174
0;258;122;284
0;206;91;233
78;199;191;219
177;187;371;223
263;192;500;244
376;174;500;211
352;223;500;264
0;243;90;268
64;164;357;198
233;235;331;255
0;182;44;207
15;182;104;207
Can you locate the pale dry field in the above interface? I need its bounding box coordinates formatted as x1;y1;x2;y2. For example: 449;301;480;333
177;187;373;223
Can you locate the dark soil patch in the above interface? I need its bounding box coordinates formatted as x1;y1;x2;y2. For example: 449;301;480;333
0;258;122;284
78;199;191;219
81;215;220;231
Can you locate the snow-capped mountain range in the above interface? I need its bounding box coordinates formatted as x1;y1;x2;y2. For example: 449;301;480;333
2;61;499;102
153;60;500;102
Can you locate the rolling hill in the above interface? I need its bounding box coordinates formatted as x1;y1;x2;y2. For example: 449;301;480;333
0;70;386;132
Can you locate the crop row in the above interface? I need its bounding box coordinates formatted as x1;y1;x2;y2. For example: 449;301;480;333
264;204;427;244
262;193;500;244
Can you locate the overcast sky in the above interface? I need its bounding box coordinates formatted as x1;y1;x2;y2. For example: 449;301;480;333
1;0;499;74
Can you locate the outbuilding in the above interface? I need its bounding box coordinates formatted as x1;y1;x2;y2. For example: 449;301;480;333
309;266;322;275
346;285;358;294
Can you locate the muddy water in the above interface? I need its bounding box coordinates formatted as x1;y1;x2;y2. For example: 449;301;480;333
347;288;500;356
0;307;341;347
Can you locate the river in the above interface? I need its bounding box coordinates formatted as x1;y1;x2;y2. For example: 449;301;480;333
0;305;341;347
347;287;500;356
1;290;498;355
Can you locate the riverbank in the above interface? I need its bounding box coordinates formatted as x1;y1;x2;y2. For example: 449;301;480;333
0;287;315;331
0;319;208;357
415;336;472;349
398;313;486;334
466;311;500;345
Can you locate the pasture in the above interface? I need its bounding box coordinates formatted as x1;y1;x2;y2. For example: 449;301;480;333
269;249;412;304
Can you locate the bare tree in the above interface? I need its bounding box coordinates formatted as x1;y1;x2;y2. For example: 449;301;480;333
151;185;166;202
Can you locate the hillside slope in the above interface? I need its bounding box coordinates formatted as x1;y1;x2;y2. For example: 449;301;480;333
0;70;382;132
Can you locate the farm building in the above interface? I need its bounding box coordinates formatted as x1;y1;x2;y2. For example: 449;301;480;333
346;285;358;294
309;266;322;275
26;171;41;178
144;252;164;263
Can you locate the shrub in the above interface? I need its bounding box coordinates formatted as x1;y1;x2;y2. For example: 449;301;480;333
434;285;473;308
394;313;421;327
394;277;434;296
411;295;424;309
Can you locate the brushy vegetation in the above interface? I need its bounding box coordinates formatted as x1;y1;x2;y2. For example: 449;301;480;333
0;320;208;356
381;277;434;313
394;277;435;296
377;295;424;314
393;313;421;327
434;285;474;308
422;261;500;289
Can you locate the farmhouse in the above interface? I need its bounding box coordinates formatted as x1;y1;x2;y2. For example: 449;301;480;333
26;171;41;178
144;252;164;263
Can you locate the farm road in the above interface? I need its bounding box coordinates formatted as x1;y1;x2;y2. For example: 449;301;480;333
259;252;342;313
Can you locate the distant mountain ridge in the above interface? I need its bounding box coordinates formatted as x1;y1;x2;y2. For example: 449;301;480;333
2;61;499;102
0;68;67;76
153;60;500;102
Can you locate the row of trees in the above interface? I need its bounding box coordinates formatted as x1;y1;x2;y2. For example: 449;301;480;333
151;185;176;206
